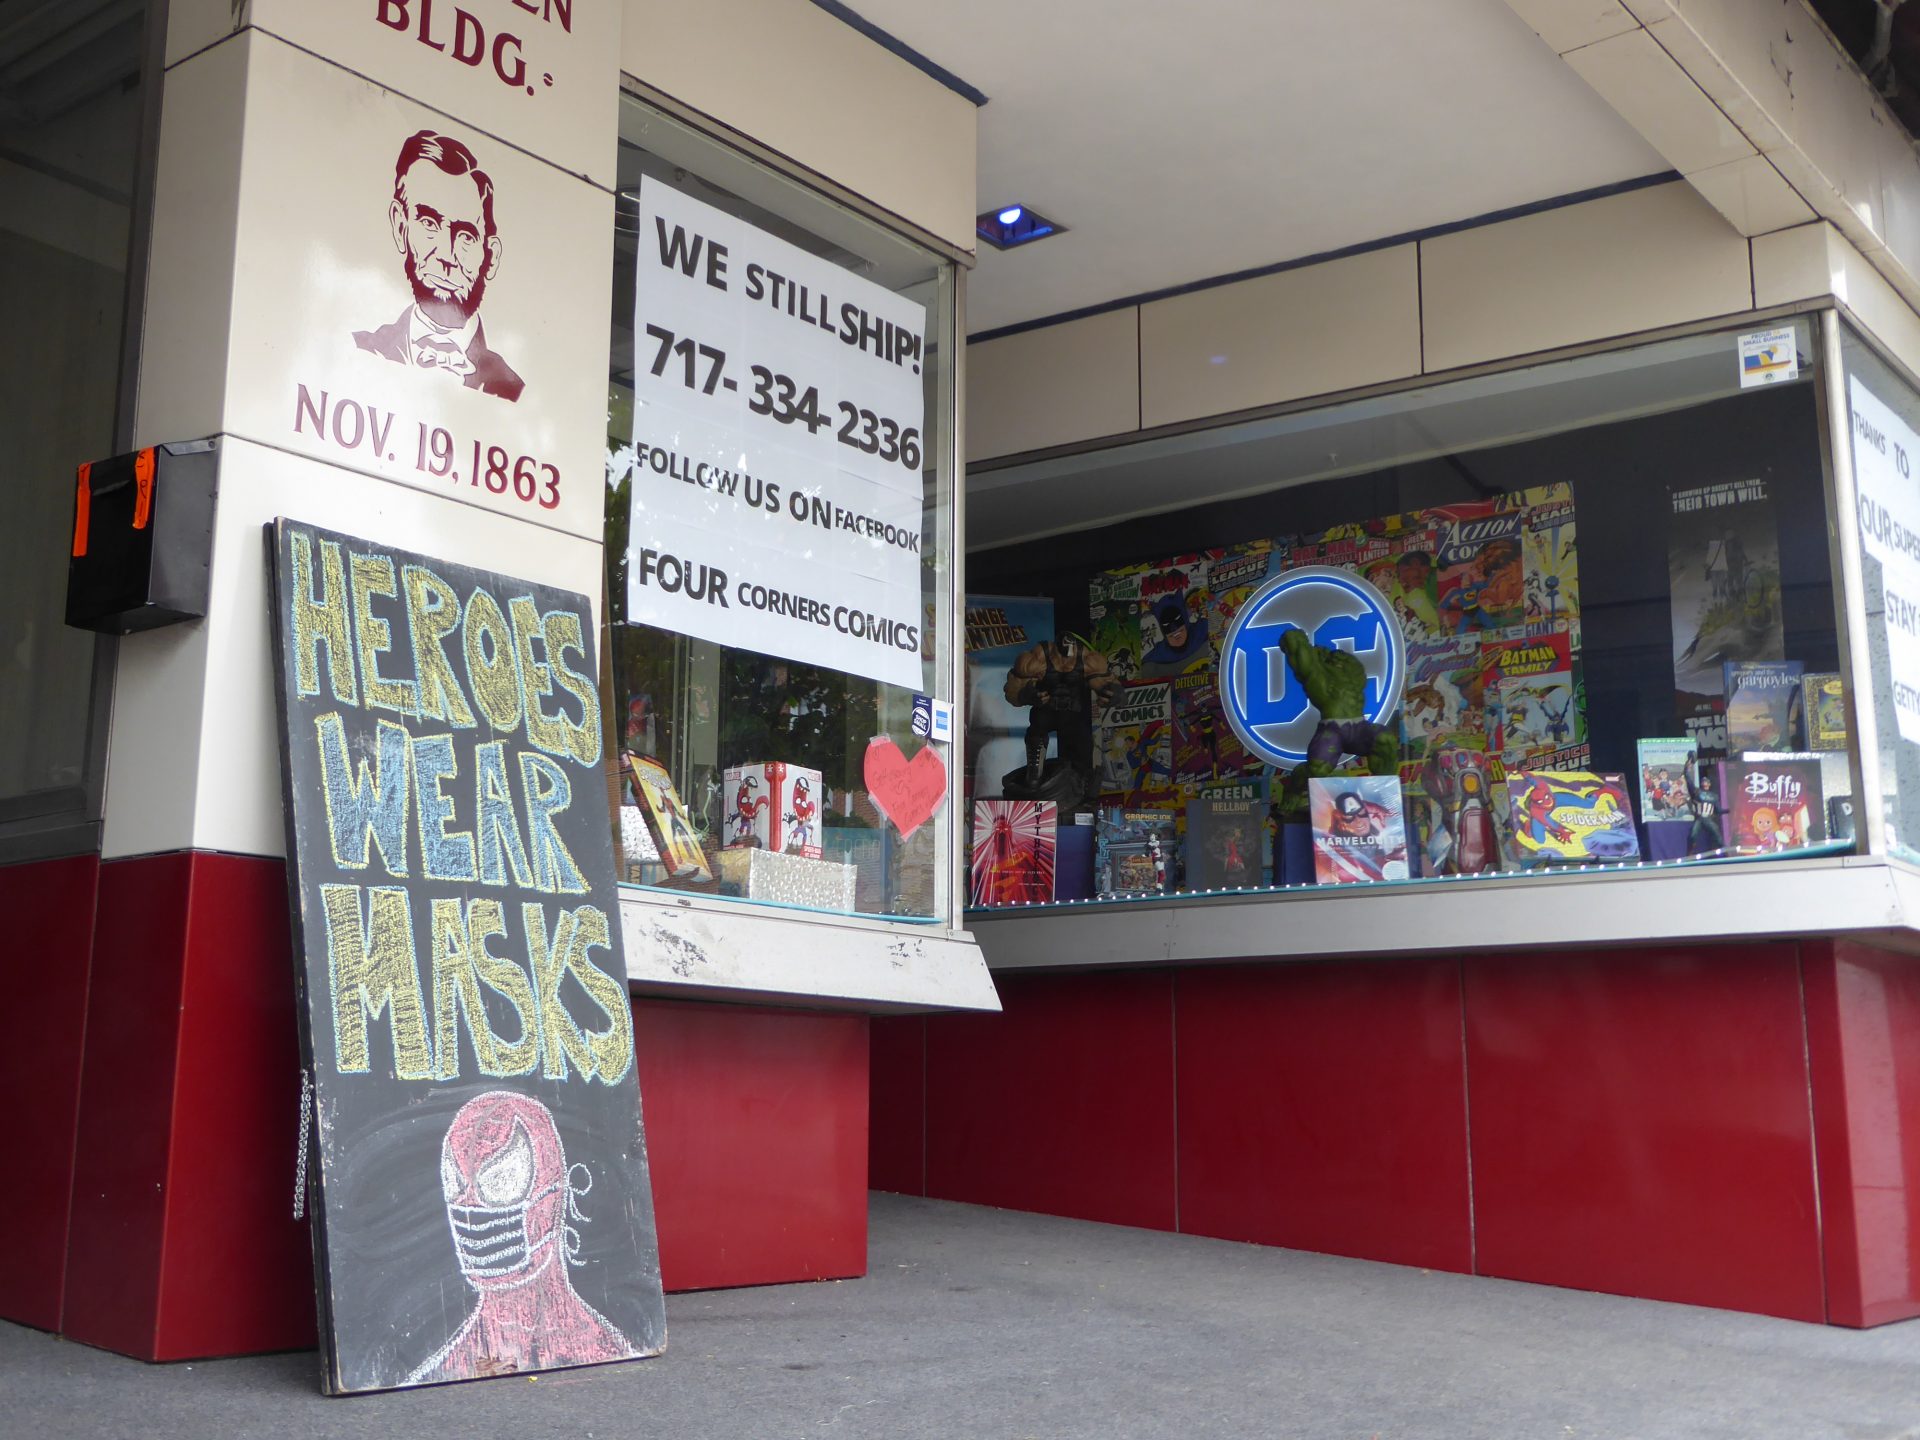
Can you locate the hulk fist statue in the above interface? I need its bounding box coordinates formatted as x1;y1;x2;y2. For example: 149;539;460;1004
1276;628;1401;814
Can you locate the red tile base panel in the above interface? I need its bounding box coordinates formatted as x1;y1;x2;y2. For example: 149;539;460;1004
0;853;100;1332
40;849;872;1359
1805;940;1920;1327
888;942;1920;1326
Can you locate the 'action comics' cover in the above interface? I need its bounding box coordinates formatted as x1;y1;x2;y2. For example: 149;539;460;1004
1502;771;1639;867
970;800;1057;906
1433;499;1529;637
1720;758;1825;853
1309;775;1409;884
1097;678;1174;801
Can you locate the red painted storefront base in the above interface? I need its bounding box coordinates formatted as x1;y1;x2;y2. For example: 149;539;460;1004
874;941;1920;1328
1;849;870;1360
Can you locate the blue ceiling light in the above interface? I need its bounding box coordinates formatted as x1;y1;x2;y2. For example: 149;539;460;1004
977;203;1066;251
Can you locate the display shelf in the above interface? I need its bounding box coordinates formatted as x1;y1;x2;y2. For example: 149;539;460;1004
619;888;1000;1013
966;851;1920;971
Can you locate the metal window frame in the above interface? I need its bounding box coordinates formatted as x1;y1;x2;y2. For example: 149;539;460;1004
0;0;169;867
610;78;975;938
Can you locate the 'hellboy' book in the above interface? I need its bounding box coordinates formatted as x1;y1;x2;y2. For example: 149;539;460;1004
1185;777;1269;890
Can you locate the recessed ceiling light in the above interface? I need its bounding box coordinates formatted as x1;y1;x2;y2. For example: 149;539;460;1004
977;204;1066;251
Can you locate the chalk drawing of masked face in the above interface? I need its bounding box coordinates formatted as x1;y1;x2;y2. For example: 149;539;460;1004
406;1091;636;1385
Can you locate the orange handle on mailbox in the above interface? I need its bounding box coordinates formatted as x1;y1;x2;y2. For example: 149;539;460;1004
132;447;155;529
72;462;92;557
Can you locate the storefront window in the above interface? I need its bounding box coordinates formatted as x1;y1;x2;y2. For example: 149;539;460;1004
967;317;1860;906
0;2;149;835
1840;322;1920;864
605;94;957;923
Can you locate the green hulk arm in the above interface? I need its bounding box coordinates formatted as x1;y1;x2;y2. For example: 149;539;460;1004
1279;628;1367;720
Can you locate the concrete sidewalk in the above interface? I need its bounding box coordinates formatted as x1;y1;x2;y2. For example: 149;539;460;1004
5;1193;1919;1439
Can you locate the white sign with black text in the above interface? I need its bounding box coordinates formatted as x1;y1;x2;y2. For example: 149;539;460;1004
622;179;929;691
1849;375;1920;743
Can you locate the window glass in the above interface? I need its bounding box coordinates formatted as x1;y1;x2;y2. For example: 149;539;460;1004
0;2;148;823
1840;324;1920;863
605;94;955;923
967;317;1858;905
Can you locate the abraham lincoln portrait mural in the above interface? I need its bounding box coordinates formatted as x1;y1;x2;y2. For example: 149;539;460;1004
354;129;526;401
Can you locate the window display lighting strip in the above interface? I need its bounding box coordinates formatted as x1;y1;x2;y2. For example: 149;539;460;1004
621;881;947;924
963;839;1858;916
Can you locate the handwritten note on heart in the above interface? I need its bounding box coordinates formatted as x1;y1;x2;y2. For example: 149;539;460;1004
864;736;949;839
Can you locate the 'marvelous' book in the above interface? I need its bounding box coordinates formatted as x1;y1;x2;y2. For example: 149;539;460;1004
1309;776;1408;884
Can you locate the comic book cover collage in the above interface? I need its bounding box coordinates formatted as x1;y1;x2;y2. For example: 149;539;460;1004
1087;483;1586;844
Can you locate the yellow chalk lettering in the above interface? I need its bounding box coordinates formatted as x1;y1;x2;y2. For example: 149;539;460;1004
321;883;431;1079
567;904;633;1083
430;897;503;1079
468;898;539;1077
349;551;417;716
525;902;596;1081
542;609;602;766
463;588;522;734
403;563;476;728
290;532;358;705
510;596;571;760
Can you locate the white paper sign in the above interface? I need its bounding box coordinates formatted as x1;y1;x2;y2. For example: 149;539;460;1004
1739;326;1799;388
623;178;929;690
1849;375;1920;742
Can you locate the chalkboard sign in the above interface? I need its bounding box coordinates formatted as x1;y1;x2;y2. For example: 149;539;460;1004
267;520;666;1394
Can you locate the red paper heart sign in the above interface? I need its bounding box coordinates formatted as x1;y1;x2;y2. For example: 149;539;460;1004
864;736;948;839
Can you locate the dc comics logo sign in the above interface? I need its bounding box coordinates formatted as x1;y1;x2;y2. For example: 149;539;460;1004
1218;565;1406;769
